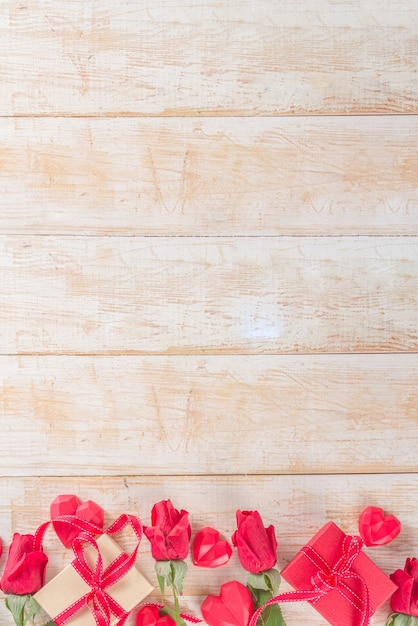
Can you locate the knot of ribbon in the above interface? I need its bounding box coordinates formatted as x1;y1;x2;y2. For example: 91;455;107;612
248;534;371;626
34;512;143;626
308;534;363;596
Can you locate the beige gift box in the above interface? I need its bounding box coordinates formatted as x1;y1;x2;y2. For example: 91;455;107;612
34;534;154;626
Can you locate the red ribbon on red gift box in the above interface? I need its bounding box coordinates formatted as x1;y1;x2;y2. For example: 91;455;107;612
34;513;143;626
248;534;371;626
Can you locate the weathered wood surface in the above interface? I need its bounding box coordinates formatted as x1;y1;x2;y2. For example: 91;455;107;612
0;474;413;624
1;0;418;115
0;2;417;625
1;116;418;235
0;236;416;354
1;354;417;476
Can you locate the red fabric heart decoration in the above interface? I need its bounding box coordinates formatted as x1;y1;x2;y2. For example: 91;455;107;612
201;581;254;626
50;494;104;547
136;606;176;626
358;506;401;546
193;527;232;568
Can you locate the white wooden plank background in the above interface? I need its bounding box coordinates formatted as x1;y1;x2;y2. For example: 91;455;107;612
1;0;418;115
1;355;417;476
1;236;417;354
0;1;417;625
0;117;417;235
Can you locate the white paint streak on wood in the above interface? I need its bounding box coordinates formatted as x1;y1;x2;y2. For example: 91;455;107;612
0;117;417;235
0;354;417;475
0;1;417;114
0;236;416;354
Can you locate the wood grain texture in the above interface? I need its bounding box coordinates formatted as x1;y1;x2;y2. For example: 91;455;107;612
1;0;418;115
0;2;417;625
0;236;416;355
0;474;414;624
1;116;418;235
1;354;418;476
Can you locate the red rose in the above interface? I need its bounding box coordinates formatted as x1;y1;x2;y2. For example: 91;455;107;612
390;558;418;616
144;499;191;560
232;510;277;573
0;533;48;595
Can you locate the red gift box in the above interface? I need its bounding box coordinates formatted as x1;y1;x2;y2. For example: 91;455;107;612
280;521;397;626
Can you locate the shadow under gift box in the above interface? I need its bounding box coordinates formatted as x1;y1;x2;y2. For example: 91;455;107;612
281;521;397;626
34;534;154;626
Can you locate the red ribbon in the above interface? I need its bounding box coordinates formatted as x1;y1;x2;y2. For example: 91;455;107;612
34;513;143;626
248;535;371;626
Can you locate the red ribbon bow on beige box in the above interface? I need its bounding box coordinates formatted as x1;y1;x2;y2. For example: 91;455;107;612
248;533;371;626
34;513;153;626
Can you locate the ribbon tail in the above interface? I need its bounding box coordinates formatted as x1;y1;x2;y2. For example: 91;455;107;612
53;594;92;626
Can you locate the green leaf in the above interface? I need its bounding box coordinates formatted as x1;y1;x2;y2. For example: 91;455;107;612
247;585;272;610
247;573;270;592
24;596;41;625
155;561;172;598
256;603;286;626
247;569;281;606
169;560;188;595
157;573;166;598
5;595;30;626
263;569;281;596
155;560;172;579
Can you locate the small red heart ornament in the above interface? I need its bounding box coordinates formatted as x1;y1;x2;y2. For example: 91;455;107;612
136;606;176;626
358;506;401;546
50;494;104;547
193;527;232;568
201;581;254;626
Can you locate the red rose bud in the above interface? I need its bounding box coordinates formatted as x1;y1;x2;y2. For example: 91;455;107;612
201;581;254;626
136;606;176;626
390;558;418;617
0;533;48;595
232;510;277;574
144;499;191;561
193;527;232;568
358;505;401;547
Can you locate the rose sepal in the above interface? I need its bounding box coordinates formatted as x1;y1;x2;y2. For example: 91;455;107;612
385;614;418;626
155;560;188;596
247;569;281;596
246;569;286;626
155;560;188;626
4;594;55;626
